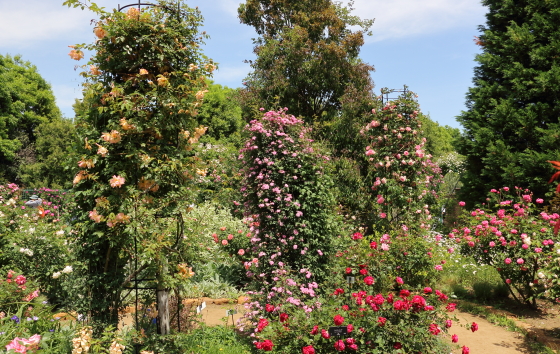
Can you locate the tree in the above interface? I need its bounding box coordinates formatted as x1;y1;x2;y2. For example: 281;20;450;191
196;81;243;145
457;0;560;206
0;55;62;183
17;118;77;189
238;0;374;122
65;0;214;332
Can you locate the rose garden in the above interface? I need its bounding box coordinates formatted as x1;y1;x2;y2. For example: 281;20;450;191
1;0;560;353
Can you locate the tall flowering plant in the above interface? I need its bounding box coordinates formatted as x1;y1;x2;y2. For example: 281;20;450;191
237;108;337;285
455;187;559;306
64;0;215;330
359;91;442;234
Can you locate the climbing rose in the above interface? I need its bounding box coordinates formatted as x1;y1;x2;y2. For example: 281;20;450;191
462;346;470;354
109;175;125;188
452;334;459;343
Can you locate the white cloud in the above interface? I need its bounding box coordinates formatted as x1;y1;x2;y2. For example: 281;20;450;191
353;0;486;42
0;1;96;48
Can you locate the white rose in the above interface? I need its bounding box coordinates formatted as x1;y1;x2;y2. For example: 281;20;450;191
52;272;62;279
62;265;73;274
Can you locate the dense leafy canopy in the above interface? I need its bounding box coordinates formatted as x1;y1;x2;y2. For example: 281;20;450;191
238;0;374;121
457;0;560;205
0;55;62;183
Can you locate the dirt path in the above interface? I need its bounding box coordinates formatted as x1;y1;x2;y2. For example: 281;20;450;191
450;311;532;354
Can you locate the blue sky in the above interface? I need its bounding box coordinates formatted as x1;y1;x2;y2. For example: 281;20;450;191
0;0;487;129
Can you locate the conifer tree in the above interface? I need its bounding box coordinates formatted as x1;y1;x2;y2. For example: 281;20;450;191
457;0;560;205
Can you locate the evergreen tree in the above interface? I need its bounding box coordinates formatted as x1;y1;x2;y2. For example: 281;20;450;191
457;0;560;205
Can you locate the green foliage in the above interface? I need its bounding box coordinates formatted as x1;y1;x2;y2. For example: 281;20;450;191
457;0;560;206
141;325;252;353
68;0;216;328
0;54;62;184
238;0;374;122
17;118;77;189
418;115;459;158
196;81;244;146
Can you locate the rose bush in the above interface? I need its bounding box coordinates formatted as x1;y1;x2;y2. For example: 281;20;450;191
455;186;559;305
239;254;464;354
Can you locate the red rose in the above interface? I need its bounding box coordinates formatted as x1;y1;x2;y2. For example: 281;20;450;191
471;322;478;332
279;313;289;323
363;276;374;285
370;241;378;249
265;304;274;313
429;323;441;335
310;325;319;335
377;317;387;326
462;346;470;354
446;303;456;312
334;340;345;351
302;345;315;354
321;329;330;339
393;342;402;349
452;334;459;343
399;289;410;298
359;268;368;275
334;314;344;325
345;338;355;345
342;305;349;311
257;318;269;332
261;339;273;351
345;267;352;275
334;288;344;295
395;277;404;285
347;324;354;333
423;287;432;294
352;232;363;240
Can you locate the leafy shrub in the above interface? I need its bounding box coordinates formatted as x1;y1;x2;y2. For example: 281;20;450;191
455;186;558;306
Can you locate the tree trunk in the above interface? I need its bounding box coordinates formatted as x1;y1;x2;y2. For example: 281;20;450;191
157;256;170;335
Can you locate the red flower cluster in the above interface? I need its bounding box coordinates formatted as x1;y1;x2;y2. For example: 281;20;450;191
254;339;273;351
257;318;269;332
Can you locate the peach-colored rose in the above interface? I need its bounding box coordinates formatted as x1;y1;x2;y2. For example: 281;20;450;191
73;171;86;185
89;209;103;223
94;26;107;39
68;48;84;61
96;143;108;157
109;175;125;188
101;130;121;144
139;68;149;75
90;65;101;75
157;77;168;86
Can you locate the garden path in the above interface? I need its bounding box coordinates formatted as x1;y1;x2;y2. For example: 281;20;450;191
450;311;532;354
